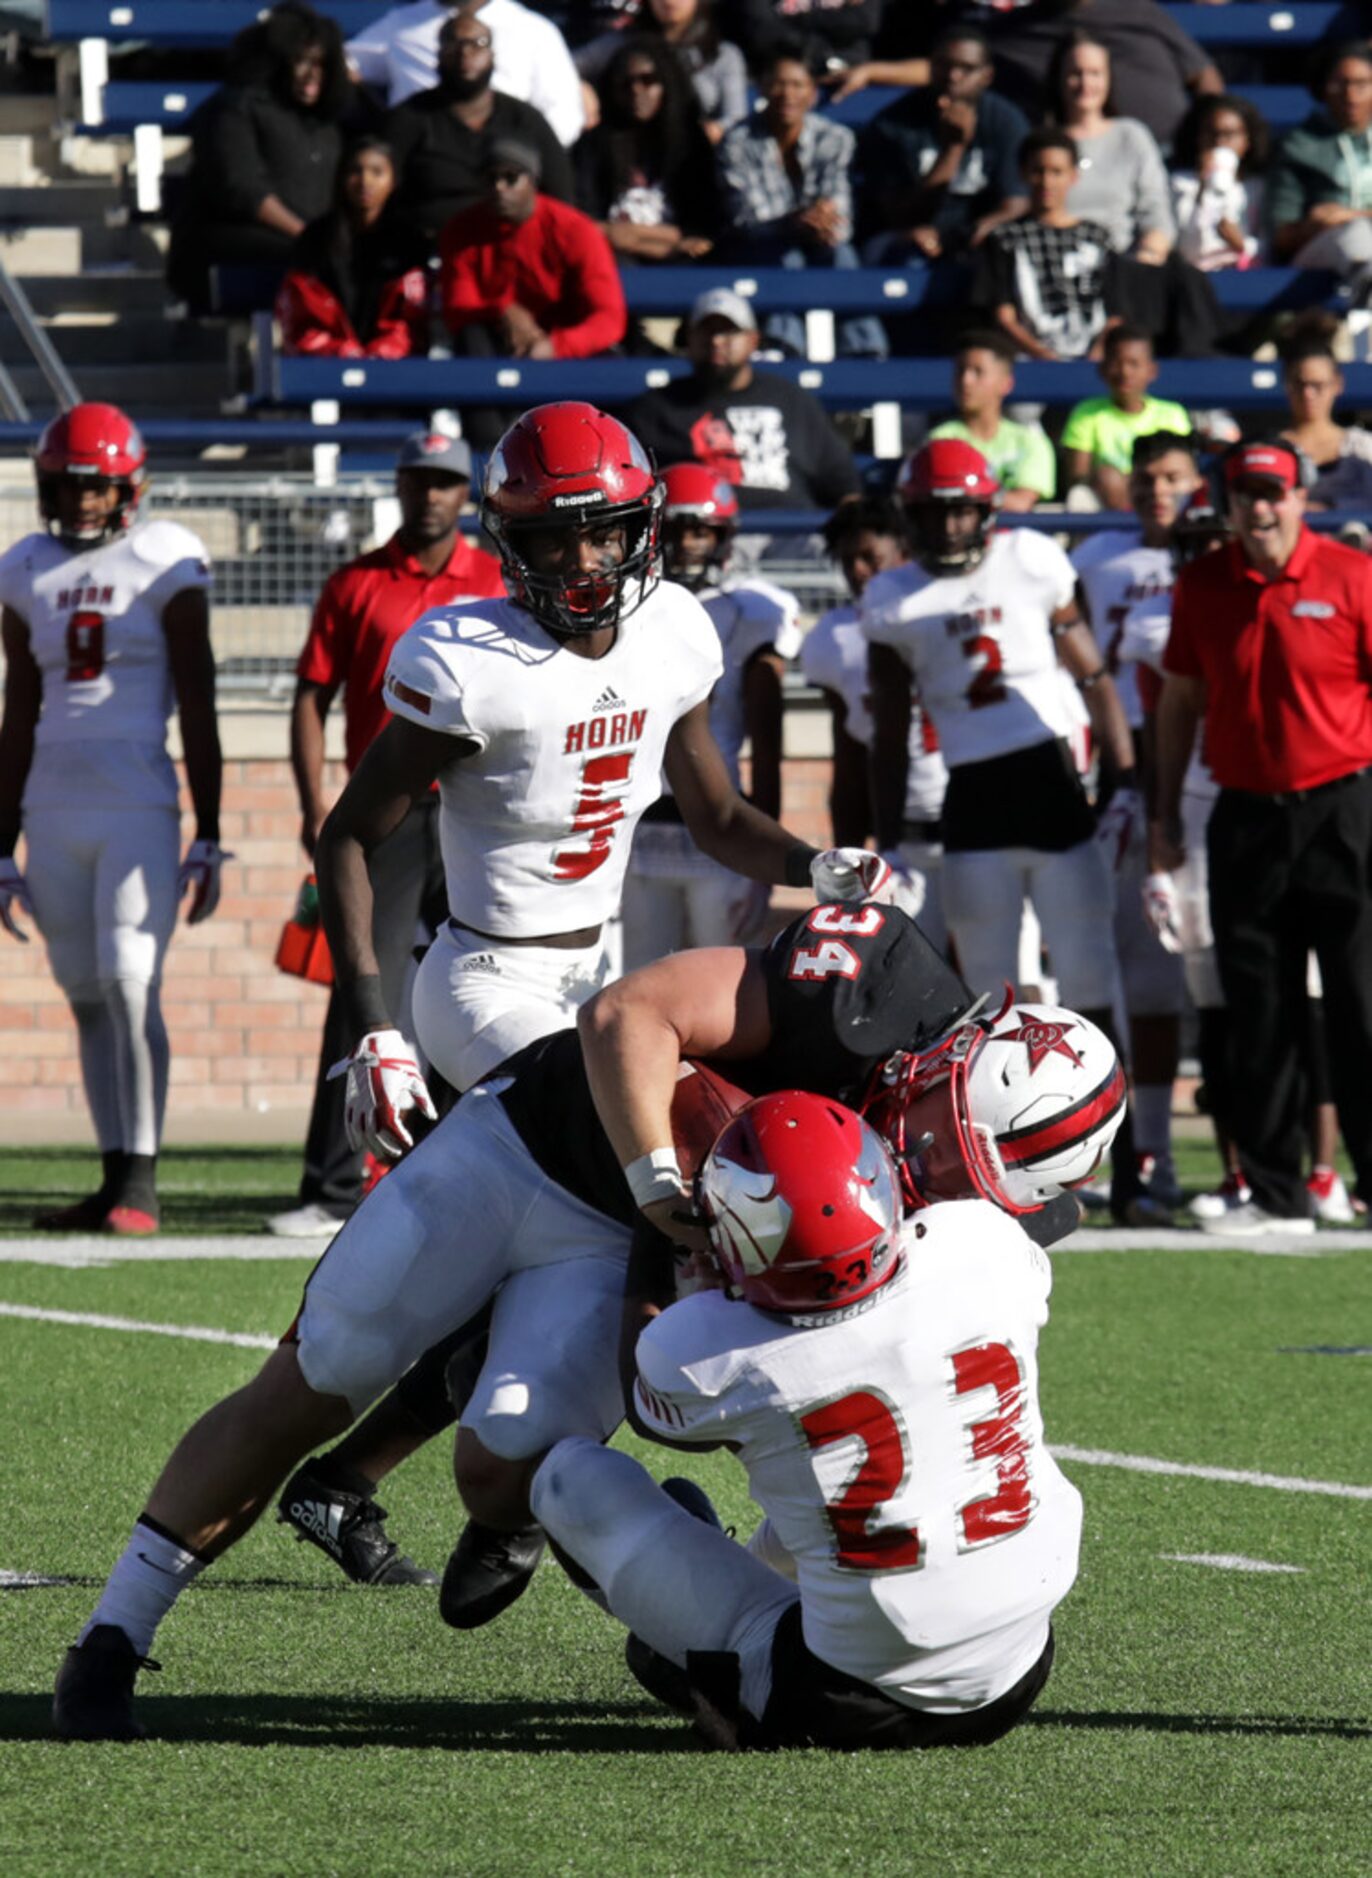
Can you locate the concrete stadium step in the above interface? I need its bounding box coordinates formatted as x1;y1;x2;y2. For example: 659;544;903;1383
18;270;171;316
8;358;235;413
0;314;225;367
0;181;127;226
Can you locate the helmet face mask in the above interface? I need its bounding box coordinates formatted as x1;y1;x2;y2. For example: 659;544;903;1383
699;1092;904;1322
660;463;739;592
481;402;664;638
907;497;995;575
897;439;1000;576
35;402;146;549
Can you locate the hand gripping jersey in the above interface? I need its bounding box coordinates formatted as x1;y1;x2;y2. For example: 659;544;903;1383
634;1199;1082;1712
861;529;1081;771
0;520;212;810
700;576;802;790
498;902;973;1224
801;602;949;824
383;585;722;935
1071;532;1174;732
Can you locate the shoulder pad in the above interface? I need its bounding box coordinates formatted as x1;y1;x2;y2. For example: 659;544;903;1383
384;618;488;743
128;520;213;573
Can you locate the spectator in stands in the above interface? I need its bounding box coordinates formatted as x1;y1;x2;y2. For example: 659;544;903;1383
349;0;585;146
275;138;428;358
1279;333;1372;516
799;496;912;849
929;330;1055;511
386;10;573;244
717;39;886;360
1268;40;1372;304
168;1;353;311
271;432;505;1240
619;288;860;511
576;0;747;144
573;37;718;265
736;0;886;77
1061;323;1192;511
1050;31;1174;263
1169;93;1269;274
439;139;626;440
973;128;1120;362
857;28;1030;267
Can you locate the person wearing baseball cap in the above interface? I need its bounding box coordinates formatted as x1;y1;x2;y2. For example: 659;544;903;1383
619;285;859;513
269;431;504;1244
1150;435;1372;1237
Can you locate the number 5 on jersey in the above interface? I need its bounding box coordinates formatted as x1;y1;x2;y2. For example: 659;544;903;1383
552;749;635;881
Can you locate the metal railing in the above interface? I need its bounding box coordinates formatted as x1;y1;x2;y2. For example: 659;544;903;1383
0;255;80;421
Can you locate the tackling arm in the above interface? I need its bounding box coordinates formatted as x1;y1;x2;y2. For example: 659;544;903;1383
666;699;815;887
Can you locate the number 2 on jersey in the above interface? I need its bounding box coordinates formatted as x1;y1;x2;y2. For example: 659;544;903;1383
552;749;635;881
962;633;1006;710
65;610;105;682
801;1342;1033;1571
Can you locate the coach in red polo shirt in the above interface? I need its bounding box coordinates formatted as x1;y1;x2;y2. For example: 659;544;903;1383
269;432;504;1242
1151;438;1372;1235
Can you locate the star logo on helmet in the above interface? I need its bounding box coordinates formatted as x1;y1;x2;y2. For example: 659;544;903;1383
997;1013;1083;1075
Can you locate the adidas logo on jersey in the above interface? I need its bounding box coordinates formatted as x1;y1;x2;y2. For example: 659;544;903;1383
461;953;501;976
285;1498;344;1558
592;687;624;712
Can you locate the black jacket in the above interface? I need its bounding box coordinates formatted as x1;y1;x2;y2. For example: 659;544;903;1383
386;89;573;244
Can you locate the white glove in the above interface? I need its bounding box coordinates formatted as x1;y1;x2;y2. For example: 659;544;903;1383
809;847;897;904
1142;872;1184;955
329;1027;437;1159
178;839;234;924
1094;787;1145;874
0;857;34;942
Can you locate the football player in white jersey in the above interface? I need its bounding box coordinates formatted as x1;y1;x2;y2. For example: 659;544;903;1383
0;404;226;1234
1072;432;1201;1207
802;495;951;953
863;438;1151;1221
531;1078;1112;1750
622;464;802;967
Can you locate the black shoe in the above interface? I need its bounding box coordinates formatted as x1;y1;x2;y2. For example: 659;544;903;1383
439;1520;546;1630
660;1477;723;1529
53;1624;158;1741
277;1465;438;1587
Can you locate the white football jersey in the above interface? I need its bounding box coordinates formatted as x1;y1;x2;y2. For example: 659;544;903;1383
861;530;1080;770
1072;532;1174;731
383;584;722;936
0;520;212;810
801;602;949;824
635;1199;1082;1713
702;576;802;789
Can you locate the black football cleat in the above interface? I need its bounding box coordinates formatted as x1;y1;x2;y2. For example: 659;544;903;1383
660;1477;724;1529
439;1519;547;1629
53;1624;157;1741
277;1465;438;1586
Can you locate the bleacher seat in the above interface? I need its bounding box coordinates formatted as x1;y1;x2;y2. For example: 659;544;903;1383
46;0;388;45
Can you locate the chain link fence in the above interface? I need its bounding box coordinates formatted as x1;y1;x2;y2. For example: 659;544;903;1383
0;475;847;697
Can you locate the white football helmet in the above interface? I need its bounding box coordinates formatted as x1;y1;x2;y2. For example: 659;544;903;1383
863;991;1127;1215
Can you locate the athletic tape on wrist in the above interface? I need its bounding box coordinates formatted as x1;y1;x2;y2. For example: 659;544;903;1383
624;1148;688;1210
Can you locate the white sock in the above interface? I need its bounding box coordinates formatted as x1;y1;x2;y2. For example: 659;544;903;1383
78;1519;207;1656
1133;1084;1174;1161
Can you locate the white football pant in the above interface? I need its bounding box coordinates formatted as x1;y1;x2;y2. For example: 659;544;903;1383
295;1085;630;1448
943;838;1119;1012
412;920;611;1093
1114;834;1186;1018
531;1438;798;1721
23;806;178;1156
894;836;948;958
1176;788;1222;1008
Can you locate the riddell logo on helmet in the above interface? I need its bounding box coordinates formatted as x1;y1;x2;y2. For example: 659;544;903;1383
551;492;607;509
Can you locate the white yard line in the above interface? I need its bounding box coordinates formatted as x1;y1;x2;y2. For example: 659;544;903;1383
1053;1444;1372;1500
0;1236;324;1267
0;1300;275;1350
1160;1553;1306;1574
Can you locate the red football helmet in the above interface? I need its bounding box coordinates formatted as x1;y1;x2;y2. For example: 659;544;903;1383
1172;483;1229;567
698;1091;903;1320
660;461;739;592
896;438;999;574
480;402;664;636
863;990;1127;1216
35;401;147;546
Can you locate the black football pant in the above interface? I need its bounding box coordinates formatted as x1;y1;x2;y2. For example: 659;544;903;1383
1207;770;1372;1217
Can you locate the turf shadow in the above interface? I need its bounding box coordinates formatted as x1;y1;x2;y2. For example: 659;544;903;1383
0;1691;701;1753
1030;1707;1371;1741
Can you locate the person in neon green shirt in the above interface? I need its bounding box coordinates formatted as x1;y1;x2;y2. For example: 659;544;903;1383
1061;323;1191;510
929;330;1056;511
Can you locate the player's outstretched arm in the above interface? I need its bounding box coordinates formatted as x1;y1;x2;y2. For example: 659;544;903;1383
665;700;816;890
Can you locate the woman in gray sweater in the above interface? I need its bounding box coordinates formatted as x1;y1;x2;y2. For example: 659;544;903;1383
1050;29;1175;260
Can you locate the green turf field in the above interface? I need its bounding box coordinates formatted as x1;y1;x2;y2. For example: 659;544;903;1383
1;1190;1368;1874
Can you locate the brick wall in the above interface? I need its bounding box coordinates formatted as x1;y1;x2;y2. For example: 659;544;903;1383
0;755;835;1143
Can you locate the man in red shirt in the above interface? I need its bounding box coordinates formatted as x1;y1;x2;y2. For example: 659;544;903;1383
270;432;504;1244
1150;439;1372;1234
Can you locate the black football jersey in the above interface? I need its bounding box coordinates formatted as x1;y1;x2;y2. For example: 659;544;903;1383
497;906;973;1224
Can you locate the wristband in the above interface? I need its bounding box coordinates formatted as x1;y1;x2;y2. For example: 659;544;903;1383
784;844;818;889
624;1148;688;1209
342;972;389;1037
